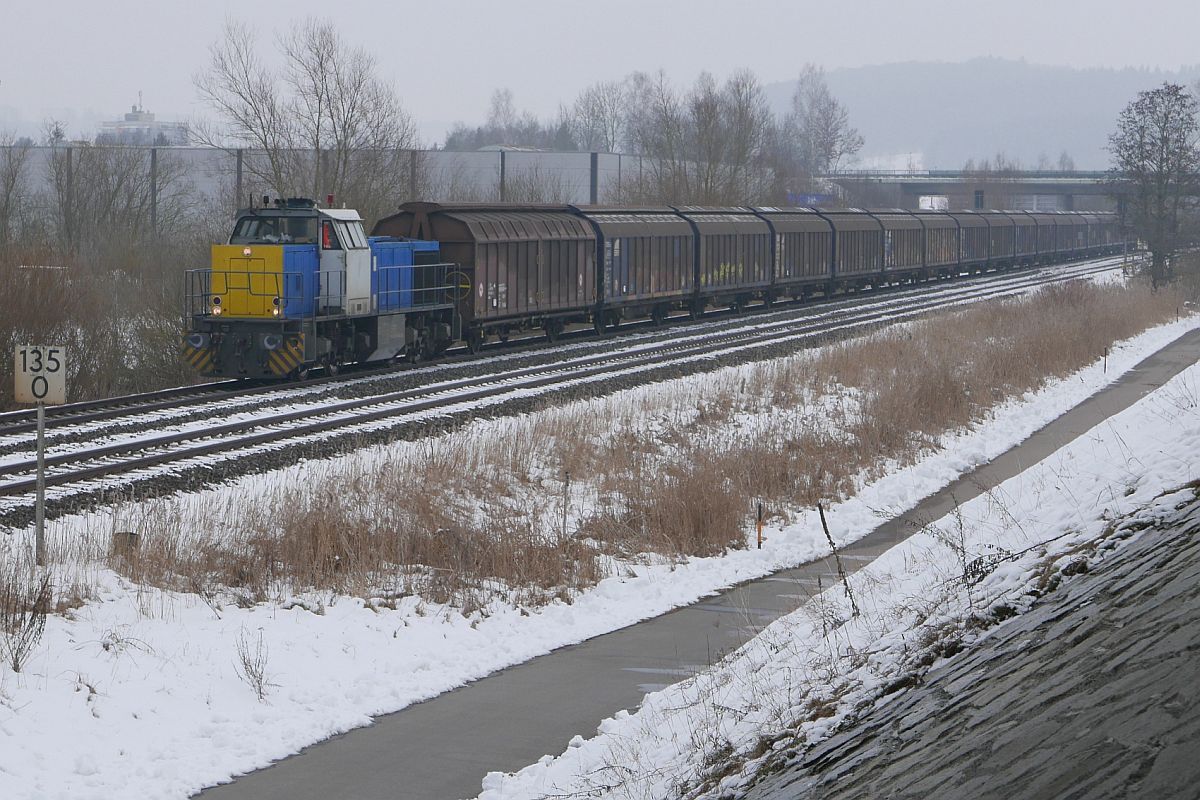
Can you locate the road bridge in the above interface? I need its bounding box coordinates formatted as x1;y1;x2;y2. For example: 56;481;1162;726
820;170;1122;212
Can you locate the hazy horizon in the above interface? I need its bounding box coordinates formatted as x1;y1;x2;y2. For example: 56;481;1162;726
4;1;1200;131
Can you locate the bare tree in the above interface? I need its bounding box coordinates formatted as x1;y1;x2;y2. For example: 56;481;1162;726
620;70;689;203
444;88;570;152
194;22;293;195
720;70;773;200
487;88;519;132
195;18;421;224
1108;82;1200;288
0;132;31;256
571;80;627;152
1057;150;1076;171
618;70;776;205
787;65;864;175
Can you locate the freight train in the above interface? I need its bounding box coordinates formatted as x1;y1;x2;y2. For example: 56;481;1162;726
183;200;1128;379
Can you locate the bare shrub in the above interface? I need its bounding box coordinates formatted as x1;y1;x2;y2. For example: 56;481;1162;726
0;562;51;673
234;627;270;701
105;280;1187;617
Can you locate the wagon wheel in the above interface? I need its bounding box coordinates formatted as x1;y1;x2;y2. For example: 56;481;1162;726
545;320;563;343
465;328;484;354
688;301;704;321
593;313;609;337
650;306;667;327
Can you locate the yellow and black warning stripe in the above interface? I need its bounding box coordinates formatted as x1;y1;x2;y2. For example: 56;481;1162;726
182;341;214;375
267;337;305;377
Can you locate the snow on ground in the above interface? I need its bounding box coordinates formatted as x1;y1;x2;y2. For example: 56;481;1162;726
0;310;1197;800
476;335;1200;799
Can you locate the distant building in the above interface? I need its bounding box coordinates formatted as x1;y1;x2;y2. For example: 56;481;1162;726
97;98;189;146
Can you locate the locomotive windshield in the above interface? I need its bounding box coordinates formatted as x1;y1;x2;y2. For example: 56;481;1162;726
230;214;318;245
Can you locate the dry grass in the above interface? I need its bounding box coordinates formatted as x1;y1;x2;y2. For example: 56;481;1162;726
61;278;1189;614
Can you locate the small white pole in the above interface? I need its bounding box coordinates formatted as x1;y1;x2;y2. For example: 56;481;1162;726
35;401;46;567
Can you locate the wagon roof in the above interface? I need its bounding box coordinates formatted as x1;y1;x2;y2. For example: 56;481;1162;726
379;202;592;242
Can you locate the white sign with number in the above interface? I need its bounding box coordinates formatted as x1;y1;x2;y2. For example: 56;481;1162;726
14;345;66;405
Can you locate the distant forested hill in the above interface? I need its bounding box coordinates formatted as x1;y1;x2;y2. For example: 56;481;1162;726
765;58;1200;169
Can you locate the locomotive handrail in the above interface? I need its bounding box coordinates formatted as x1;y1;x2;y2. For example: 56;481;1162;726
374;261;458;311
185;262;458;323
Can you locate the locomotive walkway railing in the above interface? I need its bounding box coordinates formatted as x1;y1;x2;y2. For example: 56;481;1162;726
184;263;458;322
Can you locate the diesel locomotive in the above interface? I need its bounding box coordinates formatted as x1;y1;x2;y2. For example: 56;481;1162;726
183;201;1128;379
183;198;459;379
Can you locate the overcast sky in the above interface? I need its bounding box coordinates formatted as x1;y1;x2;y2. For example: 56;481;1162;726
3;0;1199;143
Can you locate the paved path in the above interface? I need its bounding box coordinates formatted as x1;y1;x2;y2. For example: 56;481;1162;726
744;491;1200;800
197;328;1200;800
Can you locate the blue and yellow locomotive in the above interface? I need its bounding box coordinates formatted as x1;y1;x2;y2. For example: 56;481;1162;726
183;198;459;379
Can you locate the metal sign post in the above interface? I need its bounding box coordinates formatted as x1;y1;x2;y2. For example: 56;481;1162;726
14;345;67;566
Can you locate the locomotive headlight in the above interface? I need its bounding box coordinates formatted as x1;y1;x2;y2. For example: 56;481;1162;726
272;307;281;317
243;247;252;257
211;305;223;316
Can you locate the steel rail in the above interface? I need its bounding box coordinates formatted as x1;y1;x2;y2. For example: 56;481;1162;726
0;255;1126;437
0;260;1120;502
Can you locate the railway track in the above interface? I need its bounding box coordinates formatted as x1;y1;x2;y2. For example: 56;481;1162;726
0;258;1123;526
1;257;1125;444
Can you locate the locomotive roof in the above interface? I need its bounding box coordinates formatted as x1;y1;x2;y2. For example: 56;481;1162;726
232;205;363;222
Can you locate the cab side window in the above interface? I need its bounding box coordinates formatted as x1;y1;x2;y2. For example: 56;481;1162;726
339;221;368;249
321;220;342;250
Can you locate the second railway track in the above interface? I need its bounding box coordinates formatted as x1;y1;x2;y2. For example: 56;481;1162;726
0;257;1124;527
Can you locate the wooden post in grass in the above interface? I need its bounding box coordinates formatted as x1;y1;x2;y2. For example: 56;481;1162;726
756;502;765;549
562;471;570;541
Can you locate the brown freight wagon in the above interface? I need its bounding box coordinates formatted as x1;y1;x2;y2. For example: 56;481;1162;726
1024;211;1058;262
948;211;990;270
868;210;925;279
751;207;834;298
571;207;694;327
814;210;884;286
978;211;1016;266
374;202;596;347
1059;212;1089;256
910;211;959;275
1007;211;1039;265
673;207;772;312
